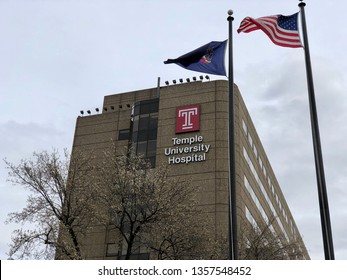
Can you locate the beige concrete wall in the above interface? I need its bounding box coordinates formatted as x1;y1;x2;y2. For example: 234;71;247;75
69;80;309;259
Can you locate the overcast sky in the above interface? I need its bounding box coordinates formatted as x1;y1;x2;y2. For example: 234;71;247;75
1;0;346;260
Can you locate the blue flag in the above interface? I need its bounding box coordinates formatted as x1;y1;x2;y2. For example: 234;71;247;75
164;40;227;76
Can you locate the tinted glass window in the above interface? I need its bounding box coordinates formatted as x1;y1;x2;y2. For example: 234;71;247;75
137;130;148;142
118;129;130;140
139;115;150;130
137;141;147;156
130;98;159;167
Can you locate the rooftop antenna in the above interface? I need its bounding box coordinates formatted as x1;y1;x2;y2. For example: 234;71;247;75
157;77;160;97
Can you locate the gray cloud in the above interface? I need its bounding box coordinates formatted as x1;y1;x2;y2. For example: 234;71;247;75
1;0;346;260
238;53;347;259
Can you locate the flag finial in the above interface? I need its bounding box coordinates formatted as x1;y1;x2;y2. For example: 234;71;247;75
299;0;306;7
227;9;234;22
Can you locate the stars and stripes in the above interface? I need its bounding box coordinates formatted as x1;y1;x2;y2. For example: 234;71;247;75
237;13;302;48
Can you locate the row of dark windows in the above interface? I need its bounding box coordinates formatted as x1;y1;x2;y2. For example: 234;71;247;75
117;98;159;167
132;114;158;134
106;243;149;259
133;99;159;116
118;129;130;140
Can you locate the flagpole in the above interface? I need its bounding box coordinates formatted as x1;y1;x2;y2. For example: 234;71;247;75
298;1;335;260
227;9;238;260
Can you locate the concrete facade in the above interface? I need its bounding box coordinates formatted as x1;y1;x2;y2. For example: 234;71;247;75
70;80;309;259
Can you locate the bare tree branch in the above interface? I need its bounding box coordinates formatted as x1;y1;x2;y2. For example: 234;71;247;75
4;149;98;259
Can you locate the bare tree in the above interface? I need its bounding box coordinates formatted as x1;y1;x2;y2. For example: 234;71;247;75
4;149;98;259
97;150;217;260
238;216;306;260
148;213;221;260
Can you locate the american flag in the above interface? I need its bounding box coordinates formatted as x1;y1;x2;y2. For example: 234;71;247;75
237;13;302;48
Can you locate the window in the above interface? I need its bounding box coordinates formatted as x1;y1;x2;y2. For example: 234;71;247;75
248;133;253;147
118;129;130;140
242;119;247;134
106;243;119;257
244;176;269;224
131;98;159;167
245;206;260;232
243;147;278;219
253;145;258;158
258;157;263;168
